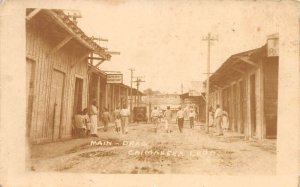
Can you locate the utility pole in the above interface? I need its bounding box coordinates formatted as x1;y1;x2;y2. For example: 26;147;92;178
133;76;145;107
129;68;135;122
202;33;218;133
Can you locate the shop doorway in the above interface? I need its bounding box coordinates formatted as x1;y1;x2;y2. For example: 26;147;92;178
73;77;83;115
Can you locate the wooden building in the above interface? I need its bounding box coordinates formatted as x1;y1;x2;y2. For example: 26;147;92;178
88;67;132;113
26;9;110;143
205;35;279;139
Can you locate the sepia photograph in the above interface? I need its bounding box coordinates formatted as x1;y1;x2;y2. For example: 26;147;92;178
1;0;300;186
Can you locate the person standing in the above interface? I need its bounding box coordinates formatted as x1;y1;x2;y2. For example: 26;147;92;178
102;108;111;132
222;107;229;131
189;108;195;129
113;107;121;132
151;106;160;133
115;113;121;133
209;106;214;127
82;108;91;136
164;106;172;133
214;104;223;136
176;106;184;133
120;105;130;134
89;100;99;137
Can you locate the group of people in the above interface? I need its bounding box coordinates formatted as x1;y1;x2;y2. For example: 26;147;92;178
150;106;197;133
73;100;131;138
74;102;229;137
73;100;99;137
209;104;229;136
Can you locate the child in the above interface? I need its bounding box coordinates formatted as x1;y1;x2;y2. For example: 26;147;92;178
115;112;121;133
82;108;91;136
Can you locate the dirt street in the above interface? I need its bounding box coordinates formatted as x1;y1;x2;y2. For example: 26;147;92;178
30;122;276;174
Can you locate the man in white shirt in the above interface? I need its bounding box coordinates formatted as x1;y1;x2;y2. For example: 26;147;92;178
214;104;224;136
120;105;130;134
164;106;173;133
151;107;160;133
189;108;195;129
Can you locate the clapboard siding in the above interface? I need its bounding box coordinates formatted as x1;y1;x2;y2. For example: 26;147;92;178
27;23;89;144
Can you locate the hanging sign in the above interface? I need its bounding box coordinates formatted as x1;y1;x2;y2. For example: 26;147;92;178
267;34;279;57
107;74;123;84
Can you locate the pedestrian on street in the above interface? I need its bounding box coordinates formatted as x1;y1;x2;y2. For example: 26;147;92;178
164;106;172;133
209;106;214;127
214;104;224;136
176;106;184;133
102;108;111;132
189;108;195;129
89;100;99;137
151;106;160;133
222;107;229;131
120;105;130;134
115;113;121;133
113;107;121;132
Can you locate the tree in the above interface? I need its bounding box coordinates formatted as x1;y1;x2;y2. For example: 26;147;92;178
143;88;161;96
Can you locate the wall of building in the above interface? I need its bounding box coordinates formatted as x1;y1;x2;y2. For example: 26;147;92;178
208;63;267;139
263;58;278;138
26;24;89;144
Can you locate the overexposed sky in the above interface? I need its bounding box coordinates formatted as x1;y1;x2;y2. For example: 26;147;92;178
76;0;280;93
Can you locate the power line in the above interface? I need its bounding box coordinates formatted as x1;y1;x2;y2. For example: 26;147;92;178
202;33;218;133
133;76;145;107
128;68;135;122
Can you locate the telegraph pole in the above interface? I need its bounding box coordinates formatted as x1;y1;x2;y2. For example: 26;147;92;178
202;33;218;133
133;76;145;107
129;68;135;122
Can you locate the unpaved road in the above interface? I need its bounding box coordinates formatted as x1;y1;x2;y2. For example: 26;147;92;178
30;122;276;174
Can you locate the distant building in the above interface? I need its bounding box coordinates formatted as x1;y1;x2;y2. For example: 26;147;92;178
141;93;181;108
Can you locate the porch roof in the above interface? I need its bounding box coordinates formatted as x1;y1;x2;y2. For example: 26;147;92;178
205;45;267;92
26;9;111;60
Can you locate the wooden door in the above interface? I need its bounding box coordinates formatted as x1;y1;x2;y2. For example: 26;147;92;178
49;70;65;141
73;77;83;115
26;58;35;138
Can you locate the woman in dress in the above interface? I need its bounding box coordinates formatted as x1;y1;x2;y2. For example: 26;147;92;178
89;100;99;137
222;107;229;131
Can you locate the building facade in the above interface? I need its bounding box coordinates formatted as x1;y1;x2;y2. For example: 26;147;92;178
205;35;279;139
26;9;110;143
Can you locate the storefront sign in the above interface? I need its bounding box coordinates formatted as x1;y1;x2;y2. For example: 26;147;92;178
107;74;123;84
267;34;279;57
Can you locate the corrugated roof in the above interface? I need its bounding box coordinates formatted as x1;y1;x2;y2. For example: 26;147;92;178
204;45;267;91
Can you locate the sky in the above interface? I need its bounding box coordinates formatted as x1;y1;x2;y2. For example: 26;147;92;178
75;0;280;93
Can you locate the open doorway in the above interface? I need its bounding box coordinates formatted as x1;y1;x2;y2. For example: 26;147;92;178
74;77;83;115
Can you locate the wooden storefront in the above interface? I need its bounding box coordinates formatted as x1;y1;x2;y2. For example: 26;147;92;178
206;38;278;139
26;9;110;144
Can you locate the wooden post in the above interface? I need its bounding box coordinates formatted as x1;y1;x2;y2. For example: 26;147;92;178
97;75;100;121
26;9;41;21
